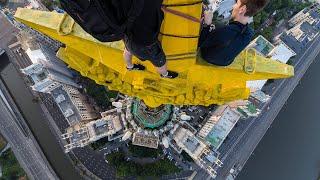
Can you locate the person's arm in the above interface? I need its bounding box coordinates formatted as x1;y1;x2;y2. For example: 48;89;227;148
199;26;212;47
199;10;215;48
201;25;242;50
199;26;230;48
203;10;213;25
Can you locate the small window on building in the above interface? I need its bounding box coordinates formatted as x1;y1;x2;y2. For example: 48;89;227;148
37;72;47;81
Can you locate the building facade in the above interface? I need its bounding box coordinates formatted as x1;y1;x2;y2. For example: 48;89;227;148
171;124;222;178
22;63;79;93
198;105;241;150
62;111;124;152
288;4;320;27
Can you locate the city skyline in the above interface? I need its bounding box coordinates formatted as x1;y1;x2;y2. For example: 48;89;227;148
0;0;319;180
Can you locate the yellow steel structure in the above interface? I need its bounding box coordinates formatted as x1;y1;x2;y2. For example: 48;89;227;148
14;0;294;108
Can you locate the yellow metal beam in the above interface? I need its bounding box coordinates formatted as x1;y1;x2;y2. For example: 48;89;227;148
15;4;294;108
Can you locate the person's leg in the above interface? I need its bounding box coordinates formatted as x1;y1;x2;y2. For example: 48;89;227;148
150;42;178;79
123;47;134;69
123;46;145;71
158;64;178;78
156;62;168;76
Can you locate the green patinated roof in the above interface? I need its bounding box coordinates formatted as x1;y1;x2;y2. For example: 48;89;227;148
247;103;258;114
132;100;172;129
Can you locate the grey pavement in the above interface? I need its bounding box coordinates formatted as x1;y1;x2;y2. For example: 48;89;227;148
0;143;11;156
73;147;116;180
0;83;57;180
0;14;18;50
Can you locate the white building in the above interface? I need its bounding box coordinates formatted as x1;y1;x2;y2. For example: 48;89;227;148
21;42;80;93
22;63;79;93
217;0;235;19
250;90;271;103
246;36;296;91
198;105;241;150
269;43;297;63
21;40;99;123
171;124;222;178
288;4;320;27
62;111;124;152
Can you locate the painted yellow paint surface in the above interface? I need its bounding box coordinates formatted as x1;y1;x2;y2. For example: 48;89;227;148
14;1;294;107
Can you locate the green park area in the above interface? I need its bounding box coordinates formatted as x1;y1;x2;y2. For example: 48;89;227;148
106;151;181;178
40;0;61;10
181;151;194;163
90;137;109;151
128;144;162;158
83;78;118;111
0;150;27;180
253;0;312;40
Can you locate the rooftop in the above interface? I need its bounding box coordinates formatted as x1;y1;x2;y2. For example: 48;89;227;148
250;90;271;103
132;99;172;129
172;125;222;178
183;136;200;153
173;125;206;158
69;128;89;145
93;120;108;136
201;106;241;150
132;132;159;149
270;43;296;63
25;48;46;64
281;21;319;54
51;85;82;126
248;35;275;56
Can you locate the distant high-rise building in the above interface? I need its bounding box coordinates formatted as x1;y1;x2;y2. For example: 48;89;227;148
22;63;79;93
26;28;62;51
51;85;99;125
277;21;319;54
20;38;99;124
288;3;320;27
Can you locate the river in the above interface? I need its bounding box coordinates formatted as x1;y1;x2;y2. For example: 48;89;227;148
0;54;82;179
237;54;320;180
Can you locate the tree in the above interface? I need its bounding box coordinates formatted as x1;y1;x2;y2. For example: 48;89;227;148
0;151;26;179
41;0;53;8
262;26;273;41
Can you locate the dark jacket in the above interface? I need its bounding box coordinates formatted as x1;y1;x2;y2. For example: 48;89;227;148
60;0;144;42
199;21;254;66
128;0;164;46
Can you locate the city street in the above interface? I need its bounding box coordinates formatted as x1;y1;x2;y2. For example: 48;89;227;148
73;147;116;180
2;1;319;179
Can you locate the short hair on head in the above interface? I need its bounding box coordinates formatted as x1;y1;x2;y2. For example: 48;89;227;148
240;0;270;17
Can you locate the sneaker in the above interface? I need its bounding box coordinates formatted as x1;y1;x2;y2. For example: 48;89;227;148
161;71;178;79
127;64;145;71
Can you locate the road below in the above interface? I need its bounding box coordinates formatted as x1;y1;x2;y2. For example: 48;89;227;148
216;34;320;180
